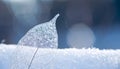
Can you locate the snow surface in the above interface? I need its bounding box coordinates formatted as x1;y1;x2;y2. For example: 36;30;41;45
0;44;120;69
18;14;59;48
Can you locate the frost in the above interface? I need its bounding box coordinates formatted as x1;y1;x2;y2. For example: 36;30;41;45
18;14;59;48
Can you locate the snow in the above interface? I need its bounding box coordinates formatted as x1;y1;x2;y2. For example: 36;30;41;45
0;44;17;69
0;44;120;69
18;14;59;48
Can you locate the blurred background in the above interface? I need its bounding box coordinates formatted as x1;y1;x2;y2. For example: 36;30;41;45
0;0;120;49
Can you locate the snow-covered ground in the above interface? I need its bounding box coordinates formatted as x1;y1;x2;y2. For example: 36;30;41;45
0;44;120;69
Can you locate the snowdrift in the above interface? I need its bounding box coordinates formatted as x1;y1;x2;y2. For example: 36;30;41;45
0;44;120;69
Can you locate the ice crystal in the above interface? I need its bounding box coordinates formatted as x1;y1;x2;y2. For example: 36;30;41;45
18;14;59;48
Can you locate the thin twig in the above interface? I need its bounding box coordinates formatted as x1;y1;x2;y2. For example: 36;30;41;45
28;48;39;69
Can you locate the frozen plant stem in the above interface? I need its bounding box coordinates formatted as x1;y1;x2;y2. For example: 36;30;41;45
23;14;60;69
28;48;39;69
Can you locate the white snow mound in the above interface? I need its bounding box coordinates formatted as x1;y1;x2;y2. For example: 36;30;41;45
0;44;120;69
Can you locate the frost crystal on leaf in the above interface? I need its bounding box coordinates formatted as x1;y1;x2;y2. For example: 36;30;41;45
18;14;59;48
